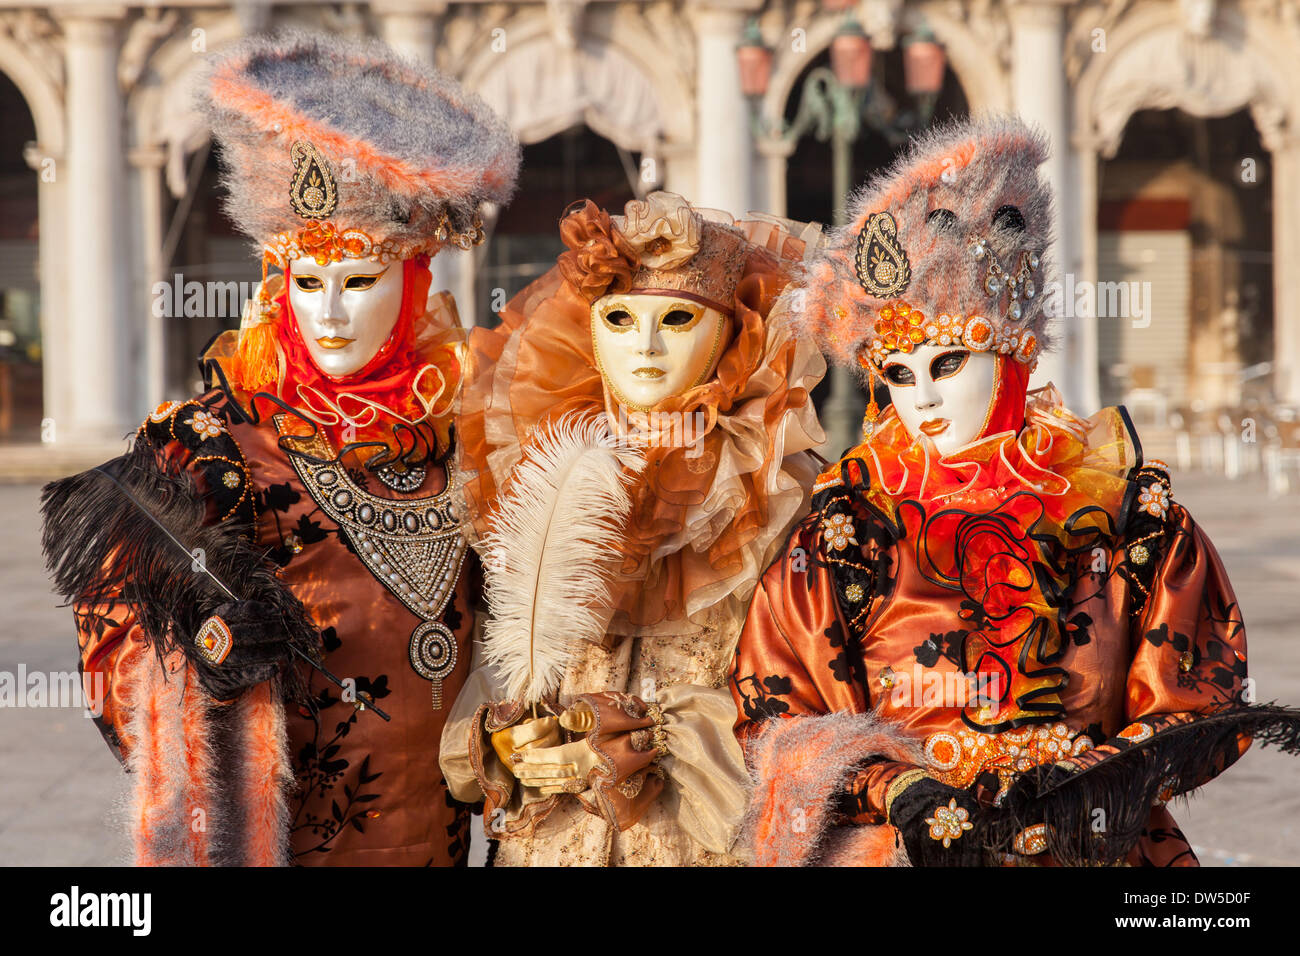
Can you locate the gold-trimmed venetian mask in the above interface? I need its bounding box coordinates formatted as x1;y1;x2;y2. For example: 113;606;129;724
590;292;733;411
289;255;406;378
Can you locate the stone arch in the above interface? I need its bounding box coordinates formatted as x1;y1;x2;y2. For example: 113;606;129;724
1073;4;1299;156
1071;2;1300;406
457;11;692;157
127;13;250;196
0;27;64;156
0;23;66;433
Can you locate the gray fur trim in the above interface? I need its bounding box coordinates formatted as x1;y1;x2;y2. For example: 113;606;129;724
798;113;1061;367
200;29;521;250
740;709;923;866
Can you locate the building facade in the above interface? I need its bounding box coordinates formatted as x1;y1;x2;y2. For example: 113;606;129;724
1;0;1297;451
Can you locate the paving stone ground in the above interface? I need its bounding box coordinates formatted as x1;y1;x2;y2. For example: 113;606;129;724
1;471;1296;866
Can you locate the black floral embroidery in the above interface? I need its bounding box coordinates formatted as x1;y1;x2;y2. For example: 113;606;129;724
1141;617;1243;705
260;476;348;567
319;625;342;654
261;481;301;514
1135;825;1197;867
826;620;865;685
730;667;793;721
289;623;394;858
140;391;256;527
294;513;329;546
442;779;471;867
441;585;464;635
914;630;964;669
1064;611;1094;647
73;604;128;758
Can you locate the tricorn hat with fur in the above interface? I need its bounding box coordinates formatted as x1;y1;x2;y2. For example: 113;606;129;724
202;30;521;264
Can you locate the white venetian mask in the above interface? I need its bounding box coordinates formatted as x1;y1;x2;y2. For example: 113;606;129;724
288;256;406;378
590;293;732;411
881;343;998;456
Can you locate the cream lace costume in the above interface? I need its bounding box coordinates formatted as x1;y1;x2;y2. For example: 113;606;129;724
440;199;826;865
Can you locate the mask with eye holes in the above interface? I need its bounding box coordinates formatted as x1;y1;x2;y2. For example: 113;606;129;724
881;343;998;456
590;292;734;411
288;255;406;379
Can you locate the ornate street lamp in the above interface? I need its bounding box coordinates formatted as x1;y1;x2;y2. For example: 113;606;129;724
738;15;945;224
903;23;947;109
736;19;773;98
738;15;948;454
830;17;873;91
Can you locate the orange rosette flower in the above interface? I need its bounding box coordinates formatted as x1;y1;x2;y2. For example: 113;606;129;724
556;200;638;303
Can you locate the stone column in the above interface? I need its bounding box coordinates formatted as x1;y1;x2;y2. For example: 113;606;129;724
1008;0;1092;410
1072;136;1102;412
660;140;700;206
24;142;67;442
755;137;792;218
1270;135;1300;406
376;1;441;66
692;3;757;216
60;9;134;443
375;1;474;323
130;145;167;410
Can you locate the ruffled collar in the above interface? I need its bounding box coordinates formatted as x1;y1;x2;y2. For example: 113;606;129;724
458;242;825;633
203;277;466;467
817;385;1136;537
816;386;1140;732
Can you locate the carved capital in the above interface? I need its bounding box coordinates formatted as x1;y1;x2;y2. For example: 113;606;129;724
118;8;180;95
0;8;66;92
546;0;588;51
862;0;905;49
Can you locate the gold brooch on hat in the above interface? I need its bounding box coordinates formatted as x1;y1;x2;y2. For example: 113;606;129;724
855;211;911;298
288;141;338;220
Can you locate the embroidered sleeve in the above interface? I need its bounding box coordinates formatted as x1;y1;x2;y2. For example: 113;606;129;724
730;513;866;745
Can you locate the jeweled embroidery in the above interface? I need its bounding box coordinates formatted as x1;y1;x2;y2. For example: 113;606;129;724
276;416;466;708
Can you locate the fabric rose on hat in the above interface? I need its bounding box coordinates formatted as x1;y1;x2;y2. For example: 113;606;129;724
618;192;701;270
558;200;638;302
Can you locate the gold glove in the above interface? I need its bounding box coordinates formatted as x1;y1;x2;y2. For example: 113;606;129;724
490;715;561;771
558;700;596;734
512;739;599;796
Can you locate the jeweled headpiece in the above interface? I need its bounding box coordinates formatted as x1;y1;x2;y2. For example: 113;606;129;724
202;30;521;266
799;115;1054;373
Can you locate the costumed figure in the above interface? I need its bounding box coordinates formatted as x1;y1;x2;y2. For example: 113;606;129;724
440;192;827;865
731;116;1300;867
40;32;520;866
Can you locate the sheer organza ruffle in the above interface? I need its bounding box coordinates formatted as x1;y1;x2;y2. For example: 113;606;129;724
457;223;826;633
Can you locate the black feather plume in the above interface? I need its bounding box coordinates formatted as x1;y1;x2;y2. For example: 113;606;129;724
41;436;319;701
983;704;1300;865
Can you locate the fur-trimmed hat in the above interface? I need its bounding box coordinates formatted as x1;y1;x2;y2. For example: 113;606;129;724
799;115;1054;373
202;30;521;265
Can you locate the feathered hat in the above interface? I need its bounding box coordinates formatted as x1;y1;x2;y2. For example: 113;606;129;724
800;115;1054;375
199;30;520;390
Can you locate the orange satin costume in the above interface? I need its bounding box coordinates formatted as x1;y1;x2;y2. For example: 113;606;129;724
732;385;1251;866
69;333;477;866
47;31;520;867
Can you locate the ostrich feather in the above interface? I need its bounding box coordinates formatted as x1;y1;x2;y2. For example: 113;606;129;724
479;412;645;704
